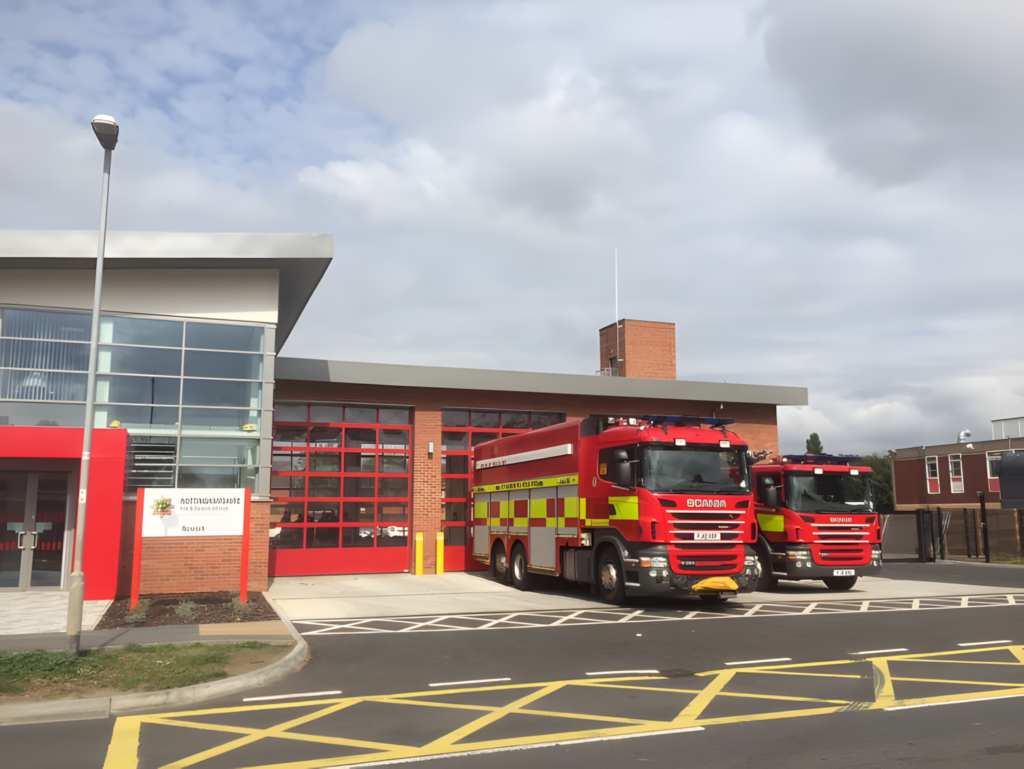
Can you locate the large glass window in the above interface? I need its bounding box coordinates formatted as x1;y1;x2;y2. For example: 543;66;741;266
0;309;91;341
96;375;180;405
179;439;258;466
182;379;261;408
0;339;90;371
2;309;271;495
98;345;181;376
100;316;183;347
0;402;85;427
180;408;260;436
94;405;179;434
185;322;264;352
184;350;262;380
0;370;86;401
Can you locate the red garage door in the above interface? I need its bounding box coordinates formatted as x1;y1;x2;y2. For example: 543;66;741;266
269;403;412;576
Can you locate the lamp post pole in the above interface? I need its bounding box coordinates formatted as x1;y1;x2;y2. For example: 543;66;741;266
66;115;119;656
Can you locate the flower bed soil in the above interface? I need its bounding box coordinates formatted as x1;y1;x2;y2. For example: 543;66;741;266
97;591;279;629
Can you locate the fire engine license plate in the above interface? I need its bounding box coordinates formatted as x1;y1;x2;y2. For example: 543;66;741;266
694;532;721;541
832;569;855;576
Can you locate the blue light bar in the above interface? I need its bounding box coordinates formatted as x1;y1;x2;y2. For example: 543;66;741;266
782;454;863;466
643;414;736;428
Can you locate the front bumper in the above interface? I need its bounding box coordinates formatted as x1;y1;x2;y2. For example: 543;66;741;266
623;543;759;597
772;545;882;579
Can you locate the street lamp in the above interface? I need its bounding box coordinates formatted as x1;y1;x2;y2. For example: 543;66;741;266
66;115;118;655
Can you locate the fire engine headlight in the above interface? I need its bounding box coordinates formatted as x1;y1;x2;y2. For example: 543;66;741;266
641;558;651;568
872;545;882;555
744;555;756;565
649;569;658;577
650;557;668;568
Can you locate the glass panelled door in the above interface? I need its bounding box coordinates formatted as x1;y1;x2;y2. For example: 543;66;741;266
0;472;70;590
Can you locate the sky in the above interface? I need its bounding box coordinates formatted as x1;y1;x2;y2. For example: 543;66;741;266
1;0;1022;455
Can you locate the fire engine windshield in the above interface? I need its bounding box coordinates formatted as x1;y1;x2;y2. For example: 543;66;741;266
786;472;873;513
642;445;751;494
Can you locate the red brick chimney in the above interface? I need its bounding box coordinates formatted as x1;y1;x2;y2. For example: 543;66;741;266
598;319;676;379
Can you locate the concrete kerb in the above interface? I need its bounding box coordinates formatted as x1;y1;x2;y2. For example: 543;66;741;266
0;594;309;727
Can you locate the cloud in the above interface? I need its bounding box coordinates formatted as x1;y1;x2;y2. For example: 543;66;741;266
763;0;1024;183
2;1;1023;458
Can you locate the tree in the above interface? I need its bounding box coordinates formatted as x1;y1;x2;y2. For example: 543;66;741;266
805;433;823;454
862;452;894;512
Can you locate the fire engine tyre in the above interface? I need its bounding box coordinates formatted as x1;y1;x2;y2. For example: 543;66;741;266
491;542;509;584
596;548;626;605
823;576;858;591
510;544;532;591
756;548;777;592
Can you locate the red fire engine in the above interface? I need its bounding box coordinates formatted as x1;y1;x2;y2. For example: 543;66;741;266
471;415;760;603
752;454;882;590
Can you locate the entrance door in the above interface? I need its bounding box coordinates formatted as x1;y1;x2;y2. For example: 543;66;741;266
0;472;71;590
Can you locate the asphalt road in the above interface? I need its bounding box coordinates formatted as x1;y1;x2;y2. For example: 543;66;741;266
5;582;1023;769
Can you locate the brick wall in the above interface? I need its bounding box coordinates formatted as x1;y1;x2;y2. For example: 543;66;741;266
275;379;780;573
598;319;676;380
135;498;269;596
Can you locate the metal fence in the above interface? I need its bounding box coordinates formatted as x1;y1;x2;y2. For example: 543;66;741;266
882;508;1024;563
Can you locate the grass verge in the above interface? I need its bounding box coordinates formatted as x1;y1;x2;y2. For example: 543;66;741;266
0;642;284;701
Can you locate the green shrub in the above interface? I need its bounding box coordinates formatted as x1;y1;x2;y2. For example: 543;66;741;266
175;600;198;624
231;593;253;616
125;599;150;626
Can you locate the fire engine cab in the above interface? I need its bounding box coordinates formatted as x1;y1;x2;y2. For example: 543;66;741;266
752;454;882;590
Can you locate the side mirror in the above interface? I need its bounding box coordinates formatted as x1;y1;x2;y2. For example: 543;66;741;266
612;449;632;488
761;477;777;507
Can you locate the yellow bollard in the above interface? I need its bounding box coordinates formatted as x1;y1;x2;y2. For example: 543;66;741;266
415;532;423;575
436;531;445;575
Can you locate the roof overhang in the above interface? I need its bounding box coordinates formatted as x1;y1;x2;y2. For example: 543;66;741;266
276;357;808;406
0;230;332;352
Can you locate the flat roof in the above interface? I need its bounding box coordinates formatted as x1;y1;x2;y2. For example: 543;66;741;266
276;357;808;406
0;230;332;352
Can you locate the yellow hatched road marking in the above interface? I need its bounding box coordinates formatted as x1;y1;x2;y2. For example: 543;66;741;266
102;647;1024;769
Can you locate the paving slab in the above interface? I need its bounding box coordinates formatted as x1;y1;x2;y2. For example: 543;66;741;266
0;592;110;635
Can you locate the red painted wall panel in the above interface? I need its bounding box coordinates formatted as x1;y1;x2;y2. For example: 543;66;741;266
0;426;127;600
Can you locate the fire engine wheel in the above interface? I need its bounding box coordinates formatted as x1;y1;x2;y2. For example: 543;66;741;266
510;544;532;591
823;575;858;591
756;548;777;592
491;543;509;584
596;548;626;604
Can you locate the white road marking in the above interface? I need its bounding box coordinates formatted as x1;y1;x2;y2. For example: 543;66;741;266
957;640;1013;647
428;678;511;688
853;648;909;655
243;690;341;702
341;727;705;766
585;669;661;676
724;657;792;666
885;693;1024;711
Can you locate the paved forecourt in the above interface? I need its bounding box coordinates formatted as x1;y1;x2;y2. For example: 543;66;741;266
267;569;1021;622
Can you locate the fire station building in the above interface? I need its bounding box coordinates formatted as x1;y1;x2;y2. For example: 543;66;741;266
0;230;807;599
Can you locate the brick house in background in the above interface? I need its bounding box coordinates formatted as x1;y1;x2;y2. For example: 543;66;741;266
893;417;1024;559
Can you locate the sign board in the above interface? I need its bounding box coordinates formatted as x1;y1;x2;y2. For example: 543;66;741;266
140;488;246;537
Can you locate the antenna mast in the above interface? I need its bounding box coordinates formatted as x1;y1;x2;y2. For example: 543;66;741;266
614;247;620;374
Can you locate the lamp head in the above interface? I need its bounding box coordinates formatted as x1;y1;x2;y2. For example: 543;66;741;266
91;115;119;151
